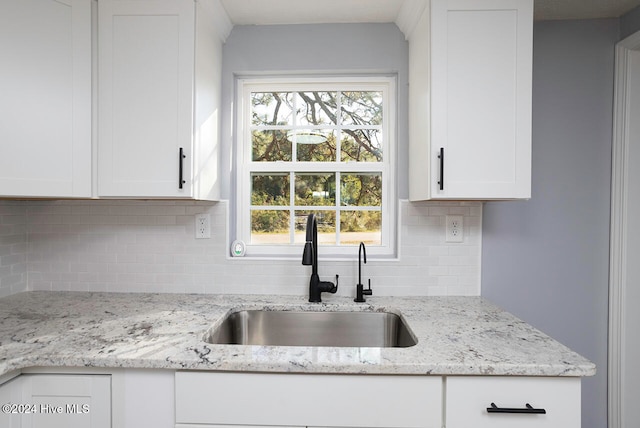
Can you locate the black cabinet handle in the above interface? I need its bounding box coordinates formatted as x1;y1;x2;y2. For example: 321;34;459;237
437;147;444;190
487;403;546;414
179;147;186;189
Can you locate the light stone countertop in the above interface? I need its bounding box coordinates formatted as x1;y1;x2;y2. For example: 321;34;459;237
0;291;595;377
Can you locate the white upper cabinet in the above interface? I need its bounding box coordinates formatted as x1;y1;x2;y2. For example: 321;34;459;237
98;0;224;200
409;0;533;200
0;0;91;198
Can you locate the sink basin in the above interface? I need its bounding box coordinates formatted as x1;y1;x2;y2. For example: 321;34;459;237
203;310;417;348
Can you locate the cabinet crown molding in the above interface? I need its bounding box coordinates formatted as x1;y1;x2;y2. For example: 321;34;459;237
395;0;427;40
198;0;233;42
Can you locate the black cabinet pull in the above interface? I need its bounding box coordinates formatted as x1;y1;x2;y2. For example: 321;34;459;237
179;147;186;189
437;147;444;190
487;403;546;414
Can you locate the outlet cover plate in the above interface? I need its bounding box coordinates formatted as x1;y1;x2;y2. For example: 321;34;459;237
195;213;211;239
445;215;464;243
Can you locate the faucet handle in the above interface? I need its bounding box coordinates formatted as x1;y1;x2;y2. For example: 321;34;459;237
330;275;339;293
318;275;339;295
363;278;373;296
355;279;372;303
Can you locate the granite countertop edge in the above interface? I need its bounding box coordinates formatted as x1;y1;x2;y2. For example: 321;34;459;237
0;291;597;378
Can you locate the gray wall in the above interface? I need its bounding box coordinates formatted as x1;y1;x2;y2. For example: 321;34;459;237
482;19;619;428
621;4;640;40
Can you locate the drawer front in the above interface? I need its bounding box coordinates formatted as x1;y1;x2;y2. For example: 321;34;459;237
176;372;442;428
446;376;581;428
176;425;295;428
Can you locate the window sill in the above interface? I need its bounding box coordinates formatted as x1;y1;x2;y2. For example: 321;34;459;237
226;252;400;263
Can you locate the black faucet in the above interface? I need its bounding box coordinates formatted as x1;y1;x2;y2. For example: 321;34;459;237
354;242;373;303
302;213;338;303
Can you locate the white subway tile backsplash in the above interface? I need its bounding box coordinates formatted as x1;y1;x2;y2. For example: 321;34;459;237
0;199;482;297
0;201;27;297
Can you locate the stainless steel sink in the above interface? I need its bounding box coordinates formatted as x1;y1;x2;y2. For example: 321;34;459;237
203;310;417;348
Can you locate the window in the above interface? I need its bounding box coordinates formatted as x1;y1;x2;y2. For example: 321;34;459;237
236;77;396;257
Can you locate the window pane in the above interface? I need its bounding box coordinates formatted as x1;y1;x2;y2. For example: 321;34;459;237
340;173;382;206
295;173;336;206
251;92;293;126
251;173;290;206
296;92;337;125
294;210;336;245
243;81;392;253
340;211;382;245
251;210;290;244
296;130;336;162
341;91;383;125
252;130;292;161
341;129;382;162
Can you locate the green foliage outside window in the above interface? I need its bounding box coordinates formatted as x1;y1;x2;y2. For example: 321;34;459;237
249;90;385;244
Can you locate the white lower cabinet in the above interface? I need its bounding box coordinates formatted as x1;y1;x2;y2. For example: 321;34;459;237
0;368;173;428
176;426;295;428
20;374;111;428
175;372;443;428
0;373;111;428
175;372;582;428
112;369;174;428
0;374;111;428
2;370;584;428
0;374;24;428
445;376;581;428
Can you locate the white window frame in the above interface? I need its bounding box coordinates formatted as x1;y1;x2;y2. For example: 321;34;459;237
235;76;397;258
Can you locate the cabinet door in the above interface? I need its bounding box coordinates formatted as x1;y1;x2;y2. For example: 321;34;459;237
0;375;24;428
21;374;110;428
98;0;195;198
429;0;532;200
0;0;91;197
446;376;581;428
112;369;174;428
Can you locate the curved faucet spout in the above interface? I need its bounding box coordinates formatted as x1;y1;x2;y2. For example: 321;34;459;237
355;242;373;303
359;242;367;285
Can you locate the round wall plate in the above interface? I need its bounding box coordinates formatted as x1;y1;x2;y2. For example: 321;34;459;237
230;240;246;257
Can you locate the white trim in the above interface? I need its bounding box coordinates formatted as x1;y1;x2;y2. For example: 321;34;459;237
395;0;428;40
197;0;233;42
235;76;397;258
608;30;640;428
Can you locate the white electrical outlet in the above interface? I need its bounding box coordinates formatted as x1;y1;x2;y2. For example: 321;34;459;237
195;213;211;239
445;215;464;243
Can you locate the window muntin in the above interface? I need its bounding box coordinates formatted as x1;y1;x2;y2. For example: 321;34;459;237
237;78;396;257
